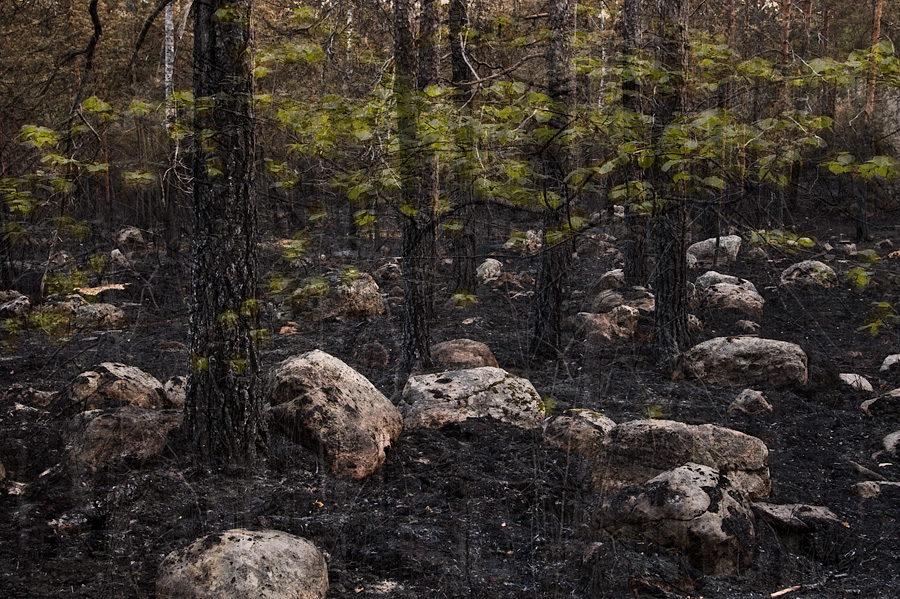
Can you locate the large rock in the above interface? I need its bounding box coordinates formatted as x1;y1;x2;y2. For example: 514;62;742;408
73;303;127;329
861;388;900;418
591;268;624;293
63;407;182;474
401;367;544;429
675;336;808;387
687;235;742;263
291;272;384;321
156;529;328;599
267;350;402;479
542;409;616;458
695;272;764;320
476;258;503;284
55;363;169;416
591;419;770;500
594;463;756;575
0;290;30;318
432;338;499;369
779;260;837;288
574;305;639;341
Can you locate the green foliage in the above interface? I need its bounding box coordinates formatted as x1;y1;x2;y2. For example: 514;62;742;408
283;231;310;262
27;307;71;338
859;302;898;336
645;405;665;420
749;230;816;253
451;291;478;308
296;277;330;298
44;270;89;295
846;267;874;289
537;396;557;416
339;267;359;286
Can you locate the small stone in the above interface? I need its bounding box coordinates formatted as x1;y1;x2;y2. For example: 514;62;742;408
884;430;900;457
880;354;900;372
476;259;503;284
839;373;873;392
728;389;773;415
853;481;881;498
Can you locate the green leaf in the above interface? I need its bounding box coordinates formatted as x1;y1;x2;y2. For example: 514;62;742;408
701;176;725;189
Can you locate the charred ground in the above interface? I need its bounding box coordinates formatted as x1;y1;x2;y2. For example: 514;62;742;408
2;209;900;598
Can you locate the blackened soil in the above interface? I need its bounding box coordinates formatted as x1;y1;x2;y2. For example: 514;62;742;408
2;215;900;598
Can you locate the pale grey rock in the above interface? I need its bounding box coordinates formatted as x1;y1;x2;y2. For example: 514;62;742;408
884;430;900;457
56;363;169;416
861;388;900;418
728;388;773;415
779;260;837;288
676;336;808;387
268;350;402;479
73;303;127;329
156;529;328;599
0;290;30;318
592;269;625;293
116;226;145;247
595;463;756;575
476;258;503;284
687;235;742;263
839;373;873;392
542;409;616;459
164;376;186;409
880;354;900;372
402;367;544;430
853;481;882;498
432;338;499;369
373;261;401;282
575;305;639;341
591;419;770;500
291;272;384;321
63;407;182;474
700;282;765;319
752;502;840;533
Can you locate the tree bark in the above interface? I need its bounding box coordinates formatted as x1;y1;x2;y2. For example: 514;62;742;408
394;0;434;375
622;0;649;287
185;0;266;466
449;0;478;296
648;0;691;364
859;0;883;242
530;0;575;357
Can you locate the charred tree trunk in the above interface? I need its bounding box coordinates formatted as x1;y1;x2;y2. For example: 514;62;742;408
622;0;649;287
395;0;434;375
649;0;691;364
449;0;478;296
859;0;883;242
184;0;266;466
530;0;575;357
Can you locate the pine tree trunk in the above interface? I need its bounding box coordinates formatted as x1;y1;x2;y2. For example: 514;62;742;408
648;0;691;364
184;0;266;466
622;0;649;287
530;0;575;357
449;0;478;296
394;0;434;375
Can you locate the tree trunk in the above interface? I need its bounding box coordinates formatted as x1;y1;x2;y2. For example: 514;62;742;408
449;0;478;296
530;0;575;357
184;0;266;466
394;0;434;375
163;0;180;258
648;0;691;364
622;0;649;287
859;0;883;242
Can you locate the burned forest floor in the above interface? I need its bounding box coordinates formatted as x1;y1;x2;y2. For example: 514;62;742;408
2;207;900;599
